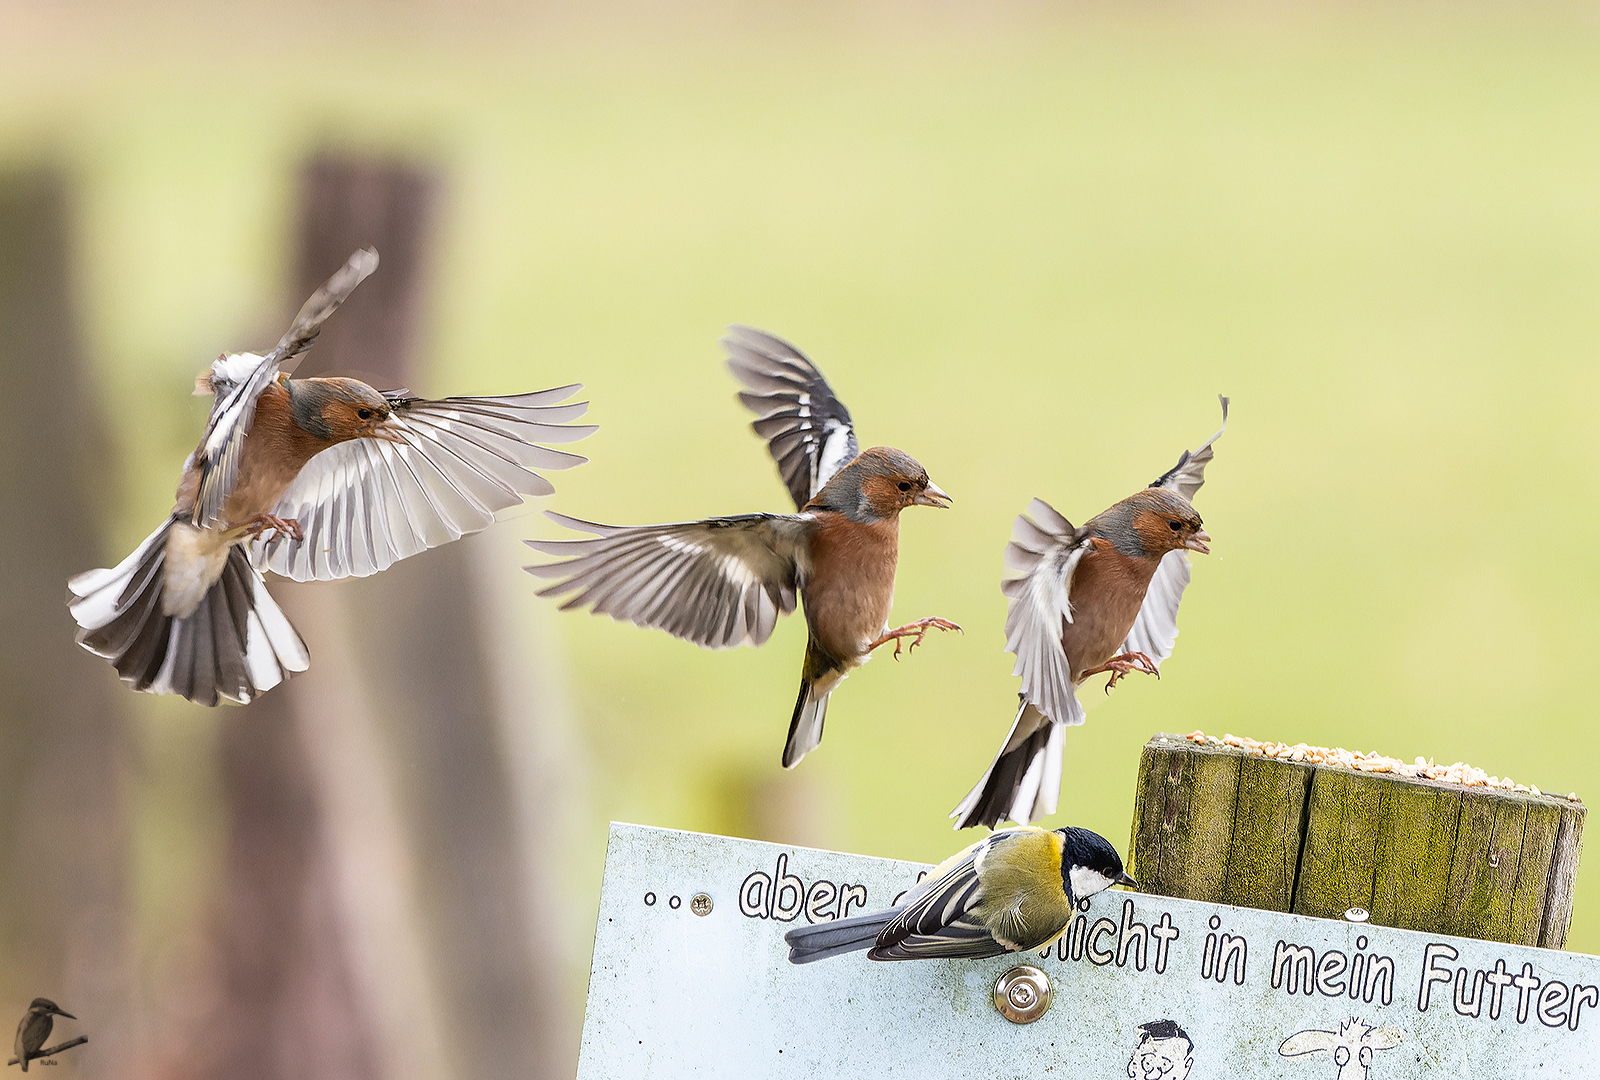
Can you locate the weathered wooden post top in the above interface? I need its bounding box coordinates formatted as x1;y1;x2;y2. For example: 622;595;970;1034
1132;731;1584;948
577;820;1597;1078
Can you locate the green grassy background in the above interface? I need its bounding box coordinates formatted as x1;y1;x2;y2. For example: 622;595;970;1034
4;0;1598;1010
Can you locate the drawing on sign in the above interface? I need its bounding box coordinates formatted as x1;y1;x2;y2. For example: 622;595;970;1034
1126;1019;1193;1079
1278;1018;1403;1079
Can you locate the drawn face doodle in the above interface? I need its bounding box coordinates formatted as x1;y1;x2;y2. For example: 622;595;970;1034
1127;1036;1194;1080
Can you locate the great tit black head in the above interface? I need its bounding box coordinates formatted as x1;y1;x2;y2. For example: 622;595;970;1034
1058;826;1138;906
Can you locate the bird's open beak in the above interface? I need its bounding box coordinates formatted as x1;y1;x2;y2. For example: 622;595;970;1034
1115;871;1138;889
50;1008;75;1020
1184;529;1211;554
914;481;952;508
370;418;409;444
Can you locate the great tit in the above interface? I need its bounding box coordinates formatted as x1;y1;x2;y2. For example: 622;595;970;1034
783;825;1135;963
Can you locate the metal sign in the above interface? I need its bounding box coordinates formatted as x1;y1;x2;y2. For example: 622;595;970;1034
577;823;1600;1078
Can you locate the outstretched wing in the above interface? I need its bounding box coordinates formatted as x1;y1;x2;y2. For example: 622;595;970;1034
1123;396;1227;667
251;387;594;581
1118;549;1189;671
724;326;859;511
524;511;814;649
190;248;380;528
1148;394;1228;500
1001;499;1089;727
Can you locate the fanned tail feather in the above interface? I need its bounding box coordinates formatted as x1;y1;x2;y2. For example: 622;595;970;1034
784;909;900;964
950;700;1070;829
68;519;309;706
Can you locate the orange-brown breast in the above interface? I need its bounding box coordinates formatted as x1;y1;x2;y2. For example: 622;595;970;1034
802;511;900;666
1061;538;1162;679
172;381;335;527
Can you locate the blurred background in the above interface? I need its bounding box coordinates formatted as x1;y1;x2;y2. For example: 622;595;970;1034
2;1;1599;1076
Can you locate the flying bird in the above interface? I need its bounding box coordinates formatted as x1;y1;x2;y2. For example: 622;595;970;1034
13;999;74;1073
68;248;595;706
783;825;1134;963
526;326;958;768
951;398;1227;830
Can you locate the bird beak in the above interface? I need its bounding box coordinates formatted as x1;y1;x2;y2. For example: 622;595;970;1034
370;418;409;444
50;1008;75;1020
914;481;952;508
1115;871;1138;890
1184;529;1210;554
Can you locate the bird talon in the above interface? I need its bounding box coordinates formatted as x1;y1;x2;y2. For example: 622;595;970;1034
867;616;960;658
240;513;304;545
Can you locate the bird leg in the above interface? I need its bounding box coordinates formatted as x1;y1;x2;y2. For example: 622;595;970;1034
867;617;963;661
1080;651;1160;693
238;513;304;545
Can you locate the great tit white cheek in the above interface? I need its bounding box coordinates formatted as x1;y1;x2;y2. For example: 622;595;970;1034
1069;865;1114;903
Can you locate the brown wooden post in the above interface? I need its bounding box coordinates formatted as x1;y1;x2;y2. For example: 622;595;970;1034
290;154;573;1079
0;167;134;1077
1130;732;1585;947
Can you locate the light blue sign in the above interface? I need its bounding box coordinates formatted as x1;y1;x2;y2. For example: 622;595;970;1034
577;823;1599;1078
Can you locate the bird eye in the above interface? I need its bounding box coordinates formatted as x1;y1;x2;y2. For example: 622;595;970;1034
897;481;912;492
1167;520;1182;531
358;408;372;420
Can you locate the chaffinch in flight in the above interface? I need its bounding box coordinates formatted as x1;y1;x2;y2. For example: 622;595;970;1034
68;248;595;707
783;824;1134;963
951;398;1228;830
525;326;958;768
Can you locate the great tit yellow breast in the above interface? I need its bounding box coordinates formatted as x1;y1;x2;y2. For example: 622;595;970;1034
971;828;1074;951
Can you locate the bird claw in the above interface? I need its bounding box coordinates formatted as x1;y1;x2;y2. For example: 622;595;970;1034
868;617;963;661
241;513;304;545
1083;652;1160;694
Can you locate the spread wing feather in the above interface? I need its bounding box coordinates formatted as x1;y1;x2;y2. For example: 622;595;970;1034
190;248;379;528
1148;394;1228;500
724;326;860;511
1001;498;1089;728
1118;548;1190;670
1122;394;1226;665
251;387;594;582
524;511;812;649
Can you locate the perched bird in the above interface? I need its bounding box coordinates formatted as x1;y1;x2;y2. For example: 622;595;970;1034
951;399;1228;830
13;999;73;1072
68;248;595;706
526;326;958;768
783;825;1134;963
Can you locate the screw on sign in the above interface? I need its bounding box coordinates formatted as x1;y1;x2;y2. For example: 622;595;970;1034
993;966;1052;1024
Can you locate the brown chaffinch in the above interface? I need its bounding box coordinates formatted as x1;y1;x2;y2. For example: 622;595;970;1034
525;326;957;768
68;248;595;707
951;398;1228;830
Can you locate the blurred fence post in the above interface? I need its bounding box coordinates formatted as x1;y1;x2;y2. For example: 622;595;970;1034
292;151;578;1080
202;154;576;1080
0;168;134;1078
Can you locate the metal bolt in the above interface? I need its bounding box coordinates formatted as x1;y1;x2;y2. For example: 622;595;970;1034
690;893;713;917
993;965;1052;1024
1344;907;1370;923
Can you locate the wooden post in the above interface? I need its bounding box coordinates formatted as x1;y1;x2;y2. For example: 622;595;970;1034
0;167;133;1073
1130;733;1584;948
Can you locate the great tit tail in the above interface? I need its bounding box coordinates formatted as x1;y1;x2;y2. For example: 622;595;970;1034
67;518;309;706
949;700;1070;829
783;909;901;964
782;640;842;769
